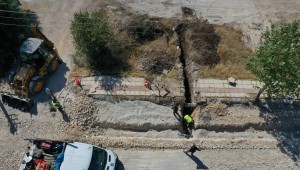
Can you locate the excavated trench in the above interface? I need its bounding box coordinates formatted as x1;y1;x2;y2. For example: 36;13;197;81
177;28;192;104
174;23;196;117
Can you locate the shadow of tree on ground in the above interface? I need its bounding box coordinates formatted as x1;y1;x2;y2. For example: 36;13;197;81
257;99;300;162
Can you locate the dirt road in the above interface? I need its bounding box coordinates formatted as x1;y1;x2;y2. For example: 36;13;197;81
117;0;300;48
0;1;299;169
115;149;298;170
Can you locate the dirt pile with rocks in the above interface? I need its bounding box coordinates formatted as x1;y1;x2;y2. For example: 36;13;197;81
67;95;98;131
192;102;228;127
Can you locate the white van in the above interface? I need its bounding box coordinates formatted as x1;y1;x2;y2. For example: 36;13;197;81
19;139;118;170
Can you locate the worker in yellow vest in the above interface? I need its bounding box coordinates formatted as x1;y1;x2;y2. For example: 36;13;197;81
51;99;62;111
183;114;193;134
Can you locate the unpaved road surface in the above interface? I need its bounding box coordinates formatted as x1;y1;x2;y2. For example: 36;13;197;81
116;149;298;170
1;0;300;170
117;0;300;48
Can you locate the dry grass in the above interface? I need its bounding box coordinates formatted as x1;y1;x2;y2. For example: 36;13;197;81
72;66;92;77
200;25;256;79
200;63;255;79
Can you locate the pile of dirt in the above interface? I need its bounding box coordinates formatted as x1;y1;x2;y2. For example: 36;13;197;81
126;17;168;43
138;51;177;74
194;102;229;127
176;19;220;77
202;102;228;116
67;95;97;131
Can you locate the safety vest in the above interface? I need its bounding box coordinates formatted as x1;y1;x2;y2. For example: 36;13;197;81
52;100;60;109
184;115;193;124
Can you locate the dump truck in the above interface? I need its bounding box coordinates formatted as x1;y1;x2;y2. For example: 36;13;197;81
1;26;62;112
19;138;118;170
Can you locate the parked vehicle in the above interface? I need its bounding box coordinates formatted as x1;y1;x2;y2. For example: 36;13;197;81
19;138;118;170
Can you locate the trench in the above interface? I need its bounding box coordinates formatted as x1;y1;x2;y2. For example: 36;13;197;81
175;24;192;104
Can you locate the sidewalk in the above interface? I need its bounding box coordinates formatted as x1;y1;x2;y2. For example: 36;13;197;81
80;76;264;102
193;78;264;100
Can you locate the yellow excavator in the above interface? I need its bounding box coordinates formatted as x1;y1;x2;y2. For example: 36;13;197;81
1;26;62;112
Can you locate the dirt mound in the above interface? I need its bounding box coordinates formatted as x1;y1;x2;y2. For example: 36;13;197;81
138;51;176;74
192;102;228;127
127;16;167;43
67;95;97;131
177;19;220;67
202;102;228;116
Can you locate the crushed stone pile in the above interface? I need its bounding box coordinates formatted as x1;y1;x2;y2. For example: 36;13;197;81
67;95;97;131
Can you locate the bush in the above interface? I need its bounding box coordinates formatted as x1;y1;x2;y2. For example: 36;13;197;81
70;10;122;70
0;0;30;77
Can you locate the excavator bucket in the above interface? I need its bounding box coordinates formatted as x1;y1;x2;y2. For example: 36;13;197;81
1;93;34;112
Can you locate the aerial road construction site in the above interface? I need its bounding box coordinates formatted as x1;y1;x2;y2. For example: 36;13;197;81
0;0;300;169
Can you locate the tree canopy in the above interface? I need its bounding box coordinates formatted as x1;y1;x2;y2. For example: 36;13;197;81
0;0;30;77
247;20;300;100
70;10;121;69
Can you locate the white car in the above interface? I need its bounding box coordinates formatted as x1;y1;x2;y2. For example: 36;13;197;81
19;139;118;170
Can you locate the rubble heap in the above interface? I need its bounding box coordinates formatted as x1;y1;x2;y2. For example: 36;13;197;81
67;95;97;131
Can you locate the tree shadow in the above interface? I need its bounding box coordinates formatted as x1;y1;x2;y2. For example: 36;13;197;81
0;6;41;77
94;76;129;95
184;152;208;169
256;99;300;162
0;100;17;134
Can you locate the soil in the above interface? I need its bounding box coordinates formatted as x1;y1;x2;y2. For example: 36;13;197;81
1;0;300;169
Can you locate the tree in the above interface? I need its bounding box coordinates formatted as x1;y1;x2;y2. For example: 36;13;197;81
247;20;300;102
0;0;30;77
70;10;121;69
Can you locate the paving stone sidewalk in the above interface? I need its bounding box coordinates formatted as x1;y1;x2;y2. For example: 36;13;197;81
80;76;265;100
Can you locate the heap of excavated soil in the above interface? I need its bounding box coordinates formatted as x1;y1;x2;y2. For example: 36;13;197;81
193;102;265;131
177;19;220;68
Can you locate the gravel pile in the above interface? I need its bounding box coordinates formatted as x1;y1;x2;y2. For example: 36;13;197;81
67;95;97;131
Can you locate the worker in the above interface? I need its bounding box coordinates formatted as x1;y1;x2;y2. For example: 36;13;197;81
45;87;54;99
183;114;193;134
172;102;180;120
51;99;62;111
184;143;201;156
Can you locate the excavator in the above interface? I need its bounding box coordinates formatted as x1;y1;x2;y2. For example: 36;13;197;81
0;26;62;112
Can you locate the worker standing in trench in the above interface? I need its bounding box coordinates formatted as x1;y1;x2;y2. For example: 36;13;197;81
183;114;194;135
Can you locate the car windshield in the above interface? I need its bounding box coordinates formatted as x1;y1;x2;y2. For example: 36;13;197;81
88;147;107;170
